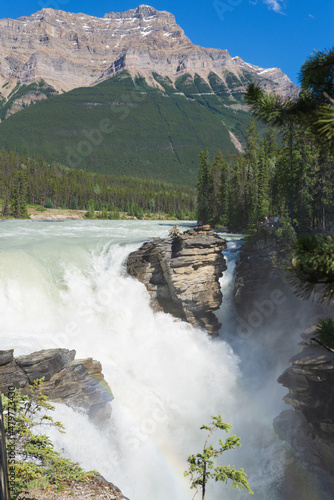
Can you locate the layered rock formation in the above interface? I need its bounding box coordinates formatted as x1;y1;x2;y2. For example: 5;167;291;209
234;234;334;497
0;348;112;425
127;225;227;335
0;5;297;103
275;328;334;496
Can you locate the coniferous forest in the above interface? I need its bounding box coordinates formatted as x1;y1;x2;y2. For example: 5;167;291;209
196;120;334;232
0;150;196;219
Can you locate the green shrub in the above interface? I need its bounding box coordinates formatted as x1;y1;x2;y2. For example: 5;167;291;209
2;380;97;499
275;221;297;252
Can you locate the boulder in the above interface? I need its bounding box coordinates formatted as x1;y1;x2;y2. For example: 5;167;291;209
127;227;227;335
41;358;112;425
0;349;113;425
0;349;14;366
16;348;76;382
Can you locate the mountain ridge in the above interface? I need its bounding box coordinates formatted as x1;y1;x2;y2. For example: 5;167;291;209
0;5;298;185
0;5;297;102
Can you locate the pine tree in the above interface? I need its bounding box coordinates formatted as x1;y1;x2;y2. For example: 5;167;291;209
184;415;253;500
228;154;247;230
220;153;229;227
70;196;78;210
196;150;211;225
208;150;223;225
257;143;270;221
244;120;259;223
2;188;10;217
10;168;29;218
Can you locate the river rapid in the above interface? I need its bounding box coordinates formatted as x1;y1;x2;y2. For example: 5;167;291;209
0;219;312;500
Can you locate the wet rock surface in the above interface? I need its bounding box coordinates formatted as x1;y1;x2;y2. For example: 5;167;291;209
127;225;227;335
274;328;334;497
234;236;334;498
0;348;112;425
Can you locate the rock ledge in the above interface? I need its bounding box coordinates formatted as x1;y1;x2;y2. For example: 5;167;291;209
0;348;113;425
127;225;227;335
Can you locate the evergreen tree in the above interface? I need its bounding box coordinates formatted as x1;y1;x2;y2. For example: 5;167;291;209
196;150;211;224
184;415;253;500
208;150;223;225
70;196;78;210
85;199;95;218
220;153;229;227
45;197;53;208
244;48;334;150
228;154;247;230
10;168;29;218
244;120;259;223
257;143;270;221
2;188;10;217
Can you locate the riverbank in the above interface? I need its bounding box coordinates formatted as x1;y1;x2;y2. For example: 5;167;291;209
0;205;190;221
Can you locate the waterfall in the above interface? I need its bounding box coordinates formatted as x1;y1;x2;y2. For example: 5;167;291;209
0;220;294;499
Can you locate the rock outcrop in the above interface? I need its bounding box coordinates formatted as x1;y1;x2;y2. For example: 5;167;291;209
127;225;227;335
234;234;334;498
0;5;298;98
0;348;112;425
274;328;334;497
233;234;329;338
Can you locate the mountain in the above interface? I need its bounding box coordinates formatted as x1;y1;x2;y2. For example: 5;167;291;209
0;5;297;99
0;5;299;185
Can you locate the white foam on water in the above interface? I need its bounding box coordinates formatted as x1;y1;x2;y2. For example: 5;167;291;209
0;221;289;499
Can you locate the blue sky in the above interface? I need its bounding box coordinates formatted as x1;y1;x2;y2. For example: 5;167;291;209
1;0;333;84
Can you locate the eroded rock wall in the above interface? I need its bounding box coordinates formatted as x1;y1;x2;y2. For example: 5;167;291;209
127;226;227;335
234;235;334;498
0;348;112;425
274;328;334;495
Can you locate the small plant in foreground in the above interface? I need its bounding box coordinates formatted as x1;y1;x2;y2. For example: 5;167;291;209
314;318;334;349
184;415;253;500
2;379;97;499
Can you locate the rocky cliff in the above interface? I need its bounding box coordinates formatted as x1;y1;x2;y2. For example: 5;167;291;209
274;328;334;497
0;5;297;116
234;234;334;498
0;348;113;425
127;225;227;336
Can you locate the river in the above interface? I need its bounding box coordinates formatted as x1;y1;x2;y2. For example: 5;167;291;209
0;219;317;499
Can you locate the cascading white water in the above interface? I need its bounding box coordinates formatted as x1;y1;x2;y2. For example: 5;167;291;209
0;220;299;499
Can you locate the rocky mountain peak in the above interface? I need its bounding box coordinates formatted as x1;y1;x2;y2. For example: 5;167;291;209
0;5;298;110
105;4;172;21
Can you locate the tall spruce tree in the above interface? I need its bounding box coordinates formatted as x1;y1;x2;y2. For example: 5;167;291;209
208;150;223;225
244;120;259;223
228;154;247;230
10;167;29;218
220;153;229;227
196;150;211;224
257;143;270;221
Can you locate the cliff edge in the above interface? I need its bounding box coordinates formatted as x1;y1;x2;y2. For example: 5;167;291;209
234;234;334;498
127;225;227;336
0;348;113;425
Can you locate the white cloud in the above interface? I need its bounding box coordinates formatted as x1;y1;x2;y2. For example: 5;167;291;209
308;13;315;19
263;0;285;13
